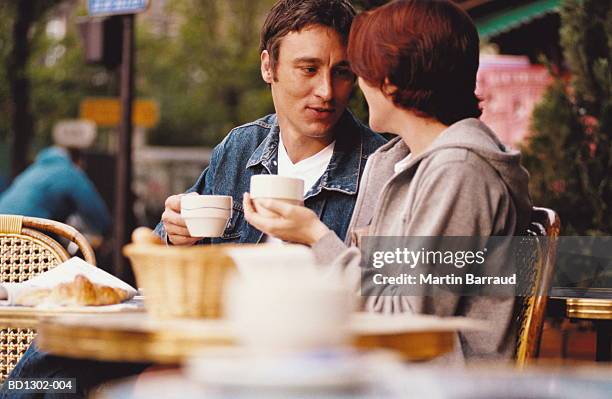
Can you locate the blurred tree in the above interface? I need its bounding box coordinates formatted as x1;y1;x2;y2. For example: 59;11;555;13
0;3;12;143
137;0;385;147
522;0;611;234
138;0;275;147
29;12;114;148
0;0;386;159
345;0;391;126
0;1;112;178
5;0;66;178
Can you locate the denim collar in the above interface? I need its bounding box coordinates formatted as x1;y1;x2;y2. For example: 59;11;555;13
246;111;363;198
246;115;281;175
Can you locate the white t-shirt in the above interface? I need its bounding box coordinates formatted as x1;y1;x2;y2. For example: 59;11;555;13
263;135;335;243
277;134;335;191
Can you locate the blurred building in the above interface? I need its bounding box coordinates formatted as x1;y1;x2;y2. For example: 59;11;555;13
458;0;563;146
477;56;552;145
462;0;563;64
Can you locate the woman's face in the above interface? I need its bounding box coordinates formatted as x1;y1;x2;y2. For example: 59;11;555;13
357;77;395;133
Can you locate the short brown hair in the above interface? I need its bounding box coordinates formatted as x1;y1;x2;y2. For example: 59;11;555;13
260;0;356;74
348;0;482;125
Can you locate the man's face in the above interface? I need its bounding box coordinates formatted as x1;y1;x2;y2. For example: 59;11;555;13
261;24;355;139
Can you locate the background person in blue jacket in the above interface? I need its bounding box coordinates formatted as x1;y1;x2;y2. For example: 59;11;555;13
0;139;110;236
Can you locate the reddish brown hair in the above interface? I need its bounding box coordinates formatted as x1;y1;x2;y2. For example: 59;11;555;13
348;0;482;125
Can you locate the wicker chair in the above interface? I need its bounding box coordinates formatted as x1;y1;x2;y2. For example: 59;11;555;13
515;207;560;367
0;215;96;381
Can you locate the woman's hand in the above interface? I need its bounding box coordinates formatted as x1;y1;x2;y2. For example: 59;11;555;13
243;193;330;245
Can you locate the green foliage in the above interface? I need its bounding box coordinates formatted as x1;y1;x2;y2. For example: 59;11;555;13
0;0;379;156
29;22;111;149
0;0;109;155
521;81;591;234
348;87;369;126
139;0;275;147
559;0;611;118
522;0;611;235
0;3;12;142
1;0;278;154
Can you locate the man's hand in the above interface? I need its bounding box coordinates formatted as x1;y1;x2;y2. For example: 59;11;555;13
161;193;201;246
243;193;330;245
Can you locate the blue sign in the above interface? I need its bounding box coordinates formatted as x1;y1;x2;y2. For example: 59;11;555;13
88;0;149;16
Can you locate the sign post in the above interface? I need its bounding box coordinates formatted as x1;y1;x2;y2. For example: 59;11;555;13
88;1;148;280
115;13;135;280
79;98;160;128
52;120;97;148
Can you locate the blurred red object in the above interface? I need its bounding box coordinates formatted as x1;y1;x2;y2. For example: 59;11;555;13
477;55;552;146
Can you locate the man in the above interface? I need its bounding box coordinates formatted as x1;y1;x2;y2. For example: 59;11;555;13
0;135;110;236
156;0;386;245
3;1;385;397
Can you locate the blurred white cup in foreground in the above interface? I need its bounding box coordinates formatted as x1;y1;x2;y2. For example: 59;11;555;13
181;194;232;237
225;260;352;354
250;175;304;217
227;244;315;276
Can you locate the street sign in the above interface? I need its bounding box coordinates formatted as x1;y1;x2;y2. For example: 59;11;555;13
52;120;97;149
79;97;159;128
88;0;149;16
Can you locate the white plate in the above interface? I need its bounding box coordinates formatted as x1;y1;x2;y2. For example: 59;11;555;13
0;296;144;314
187;347;400;391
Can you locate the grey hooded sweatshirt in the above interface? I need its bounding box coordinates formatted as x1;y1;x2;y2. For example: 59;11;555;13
312;118;532;362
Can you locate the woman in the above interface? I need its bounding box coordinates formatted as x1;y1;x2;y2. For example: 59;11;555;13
244;0;531;361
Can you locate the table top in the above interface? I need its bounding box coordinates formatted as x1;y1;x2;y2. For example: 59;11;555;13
33;312;470;364
36;313;234;364
566;298;612;321
548;287;612;321
0;297;145;328
550;287;612;300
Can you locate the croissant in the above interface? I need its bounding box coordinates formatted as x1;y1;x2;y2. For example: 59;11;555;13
15;275;130;307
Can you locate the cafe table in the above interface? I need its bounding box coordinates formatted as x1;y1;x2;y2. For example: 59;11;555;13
549;287;612;361
0;297;145;329
36;313;234;364
8;311;482;364
566;297;612;361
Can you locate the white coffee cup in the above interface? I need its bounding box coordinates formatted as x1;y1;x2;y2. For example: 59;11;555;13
250;175;304;217
225;262;353;354
227;243;316;277
181;195;232;237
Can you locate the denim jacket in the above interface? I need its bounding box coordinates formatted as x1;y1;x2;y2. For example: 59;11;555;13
155;111;386;244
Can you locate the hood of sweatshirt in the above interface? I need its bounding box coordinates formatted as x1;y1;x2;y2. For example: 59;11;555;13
375;118;532;232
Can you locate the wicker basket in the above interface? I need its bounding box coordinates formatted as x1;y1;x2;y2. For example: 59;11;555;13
123;240;236;319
